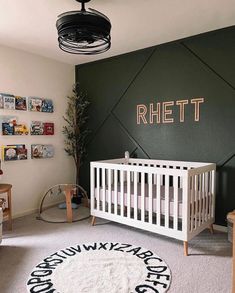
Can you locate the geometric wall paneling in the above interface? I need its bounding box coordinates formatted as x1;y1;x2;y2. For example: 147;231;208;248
76;25;235;225
129;146;149;160
76;47;155;136
183;25;235;88
111;44;235;161
113;42;235;162
80;114;139;191
86;115;138;161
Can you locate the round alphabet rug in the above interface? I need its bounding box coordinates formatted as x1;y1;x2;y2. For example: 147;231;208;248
27;242;171;293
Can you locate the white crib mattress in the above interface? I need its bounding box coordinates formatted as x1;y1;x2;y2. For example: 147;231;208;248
94;183;183;218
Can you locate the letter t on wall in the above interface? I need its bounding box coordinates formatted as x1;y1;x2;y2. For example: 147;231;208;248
191;98;204;122
176;100;189;122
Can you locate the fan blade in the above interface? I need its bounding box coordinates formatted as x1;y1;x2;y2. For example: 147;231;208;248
88;8;110;21
58;10;81;18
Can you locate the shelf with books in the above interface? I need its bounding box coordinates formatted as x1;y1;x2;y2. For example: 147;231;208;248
30;121;54;135
28;97;54;113
0;116;29;136
0;93;54;113
1;144;28;161
31;144;54;159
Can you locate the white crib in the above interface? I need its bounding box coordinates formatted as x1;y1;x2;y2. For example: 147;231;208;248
90;154;216;255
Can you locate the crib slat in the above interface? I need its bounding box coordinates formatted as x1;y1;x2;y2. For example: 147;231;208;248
173;175;178;230
209;171;213;218
134;171;138;220
205;172;208;222
179;166;184;188
165;175;169;228
102;168;106;212
153;165;157;185
198;173;202;226
148;173;153;224
96;167;100;211
120;170;124;216
202;173;205;224
191;176;195;231
108;169;112;213
141;172;145;221
127;170;131;218
90;166;95;210
157;174;161;226
208;172;211;219
160;166;163;185
211;170;216;218
195;175;199;229
114;169;118;215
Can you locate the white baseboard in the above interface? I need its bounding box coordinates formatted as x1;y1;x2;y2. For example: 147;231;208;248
13;208;38;219
4;200;64;221
213;224;227;233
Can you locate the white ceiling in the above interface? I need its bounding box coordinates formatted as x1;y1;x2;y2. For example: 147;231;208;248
0;0;234;66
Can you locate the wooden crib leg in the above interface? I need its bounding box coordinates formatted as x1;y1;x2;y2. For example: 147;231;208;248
91;216;96;226
209;224;214;234
184;241;188;256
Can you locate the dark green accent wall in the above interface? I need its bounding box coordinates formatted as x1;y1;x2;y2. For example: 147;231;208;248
76;25;235;226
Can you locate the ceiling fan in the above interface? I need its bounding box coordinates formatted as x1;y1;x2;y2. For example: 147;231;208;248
56;0;112;55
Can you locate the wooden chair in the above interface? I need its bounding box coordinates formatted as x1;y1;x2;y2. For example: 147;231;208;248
0;184;12;230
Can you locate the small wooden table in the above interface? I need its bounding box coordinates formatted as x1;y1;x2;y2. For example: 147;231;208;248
227;211;235;293
0;184;12;230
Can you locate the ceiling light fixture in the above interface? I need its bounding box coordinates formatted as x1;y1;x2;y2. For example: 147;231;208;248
56;0;111;55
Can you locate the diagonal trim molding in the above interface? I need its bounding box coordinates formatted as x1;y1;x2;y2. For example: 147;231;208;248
112;112;150;158
86;48;156;146
181;42;235;91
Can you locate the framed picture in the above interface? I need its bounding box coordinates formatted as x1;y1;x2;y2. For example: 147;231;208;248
0;94;4;109
15;96;27;111
44;122;54;135
3;94;15;110
2;144;27;161
2;123;14;135
28;97;43;112
30;121;44;135
41;99;54;113
14;123;29;135
31;144;54;159
0;116;17;134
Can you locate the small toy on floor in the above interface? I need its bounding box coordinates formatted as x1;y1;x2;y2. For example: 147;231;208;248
0;198;6;211
58;202;78;209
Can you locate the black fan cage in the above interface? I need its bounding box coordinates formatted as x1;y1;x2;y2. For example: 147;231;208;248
56;10;111;55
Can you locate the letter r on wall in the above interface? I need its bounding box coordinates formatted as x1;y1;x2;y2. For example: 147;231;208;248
137;104;148;124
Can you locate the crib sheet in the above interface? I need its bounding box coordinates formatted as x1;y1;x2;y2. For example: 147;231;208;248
94;183;183;218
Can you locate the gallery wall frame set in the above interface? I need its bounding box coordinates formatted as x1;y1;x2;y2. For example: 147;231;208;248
0;93;54;113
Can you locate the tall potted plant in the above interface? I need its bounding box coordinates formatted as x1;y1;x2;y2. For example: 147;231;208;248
62;83;90;202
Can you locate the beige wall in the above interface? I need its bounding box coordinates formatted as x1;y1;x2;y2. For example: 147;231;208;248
0;45;75;218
